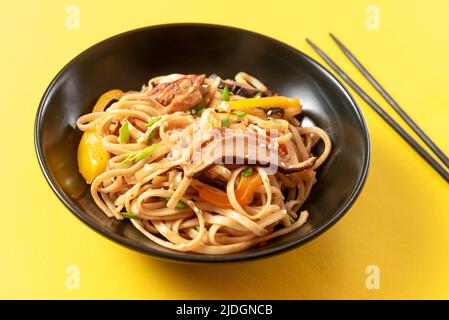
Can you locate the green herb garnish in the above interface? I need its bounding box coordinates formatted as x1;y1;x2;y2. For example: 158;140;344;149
222;84;230;101
175;201;188;209
145;117;161;145
289;216;296;224
253;92;262;98
121;143;160;164
241;166;253;176
162;197;188;209
134;143;160;163
147;130;156;145
120;153;134;165
221;116;230;127
121;212;136;219
146;116;162;127
197;108;205;116
232;110;246;118
118;121;129;144
190;98;207;115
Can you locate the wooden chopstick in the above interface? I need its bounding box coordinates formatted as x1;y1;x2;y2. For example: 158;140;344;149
306;38;449;183
329;33;449;170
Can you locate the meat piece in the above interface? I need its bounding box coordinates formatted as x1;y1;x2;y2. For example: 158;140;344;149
148;74;206;113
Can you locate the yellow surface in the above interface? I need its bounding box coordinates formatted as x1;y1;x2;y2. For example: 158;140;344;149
1;0;449;299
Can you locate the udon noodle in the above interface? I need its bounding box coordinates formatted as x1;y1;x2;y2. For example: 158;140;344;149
76;72;331;254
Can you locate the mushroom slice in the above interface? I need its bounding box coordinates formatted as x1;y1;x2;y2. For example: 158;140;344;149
185;130;316;177
217;80;277;98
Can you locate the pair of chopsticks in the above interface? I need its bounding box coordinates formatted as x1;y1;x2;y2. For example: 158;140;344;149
306;34;449;183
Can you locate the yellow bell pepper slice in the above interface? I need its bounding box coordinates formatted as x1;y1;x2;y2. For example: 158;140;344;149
77;89;121;184
226;96;302;119
92;89;123;112
228;96;299;109
77;129;109;184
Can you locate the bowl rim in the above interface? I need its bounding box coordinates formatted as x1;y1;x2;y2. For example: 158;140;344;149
34;22;371;263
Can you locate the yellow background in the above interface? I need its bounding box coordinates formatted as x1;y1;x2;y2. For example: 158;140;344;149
1;0;448;299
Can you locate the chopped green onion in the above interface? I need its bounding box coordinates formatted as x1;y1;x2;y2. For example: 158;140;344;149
175;201;188;209
253;92;262;98
122;143;160;164
241;166;253;176
118;121;129;144
120;153;134;165
190;98;207;115
221;116;230;127
232;110;246;118
146;116;162;127
162;197;188;209
134;143;160;163
222;84;230;101
197;108;205;116
288;216;295;224
121;212;136;219
147;130;156;145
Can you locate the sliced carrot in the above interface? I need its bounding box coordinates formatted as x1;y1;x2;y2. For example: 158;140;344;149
279;144;288;155
191;180;232;208
191;171;263;209
235;172;263;206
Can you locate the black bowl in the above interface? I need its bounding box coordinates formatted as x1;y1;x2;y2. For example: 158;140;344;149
34;23;370;263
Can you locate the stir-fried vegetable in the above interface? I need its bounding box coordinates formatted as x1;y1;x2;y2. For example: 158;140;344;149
232;110;246;118
221;84;230;101
221;116;230;127
229;96;299;110
145;116;162;145
189;98;207;115
134;145;158;162
92;89;123;112
77;89;123;183
279;144;288;155
77;129;109;184
146;116;162;127
121;212;136;219
162;197;188;209
217;80;275;98
191;171;263;208
122;143;160;164
191;180;232;208
175;201;188;209
118;120;129;144
226;96;301;118
147;130;156;145
234;171;263;206
240;166;253;176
